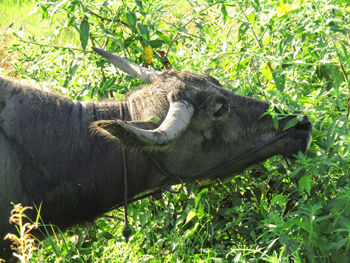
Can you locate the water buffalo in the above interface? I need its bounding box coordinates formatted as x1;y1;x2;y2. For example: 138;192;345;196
0;48;312;259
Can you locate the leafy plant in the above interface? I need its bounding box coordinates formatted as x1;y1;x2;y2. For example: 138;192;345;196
0;0;349;262
4;204;39;262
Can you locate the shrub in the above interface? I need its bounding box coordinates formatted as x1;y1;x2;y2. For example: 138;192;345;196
1;0;349;261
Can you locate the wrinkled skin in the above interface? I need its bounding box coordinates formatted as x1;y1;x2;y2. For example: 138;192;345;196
0;70;311;260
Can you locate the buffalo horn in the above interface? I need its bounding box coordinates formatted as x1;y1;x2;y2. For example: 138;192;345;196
92;47;162;83
119;100;194;145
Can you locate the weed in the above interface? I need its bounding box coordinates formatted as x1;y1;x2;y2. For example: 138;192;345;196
4;203;39;263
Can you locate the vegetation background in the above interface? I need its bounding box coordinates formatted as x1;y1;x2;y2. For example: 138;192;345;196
0;0;349;262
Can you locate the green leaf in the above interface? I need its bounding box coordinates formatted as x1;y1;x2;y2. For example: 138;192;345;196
327;118;338;151
329;238;348;250
303;242;316;262
298;175;312;195
184;222;199;238
156;31;171;43
221;4;228;23
263;35;271;47
261;63;272;81
137;23;150;43
272;70;286;91
238;22;250;41
69;59;81;76
150;116;160;122
126;12;137;33
100;77;116;94
138;212;149;226
135;0;143;10
271;194;287;208
282;118;299;131
79;18;90;53
104;34;128;57
299;97;314;104
185;210;196;225
149;39;164;48
247;13;255;24
253;0;260;11
40;5;48;19
195;188;208;208
196;206;205;220
340;41;349;63
98;231;114;240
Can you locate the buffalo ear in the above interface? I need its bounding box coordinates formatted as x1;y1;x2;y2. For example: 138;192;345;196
92;120;160;148
93;99;193;148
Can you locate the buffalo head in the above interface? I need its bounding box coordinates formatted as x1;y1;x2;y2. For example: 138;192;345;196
93;47;312;184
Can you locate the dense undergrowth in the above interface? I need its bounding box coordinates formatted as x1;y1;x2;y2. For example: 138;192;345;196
0;0;349;262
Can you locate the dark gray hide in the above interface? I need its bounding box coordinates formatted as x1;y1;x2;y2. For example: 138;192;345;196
0;54;312;259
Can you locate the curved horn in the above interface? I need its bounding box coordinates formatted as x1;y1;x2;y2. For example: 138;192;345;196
119;100;194;145
92;47;162;83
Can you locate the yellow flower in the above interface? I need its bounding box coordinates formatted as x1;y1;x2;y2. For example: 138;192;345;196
144;45;153;67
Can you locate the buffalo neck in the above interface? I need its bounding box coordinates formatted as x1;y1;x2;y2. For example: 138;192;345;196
8;90;154;229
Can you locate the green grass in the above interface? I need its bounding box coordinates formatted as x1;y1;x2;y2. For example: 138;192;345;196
0;0;80;76
0;1;49;37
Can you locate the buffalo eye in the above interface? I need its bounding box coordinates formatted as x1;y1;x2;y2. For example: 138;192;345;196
213;97;230;120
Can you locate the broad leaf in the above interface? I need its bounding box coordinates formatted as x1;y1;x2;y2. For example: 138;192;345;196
79;18;90;53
